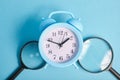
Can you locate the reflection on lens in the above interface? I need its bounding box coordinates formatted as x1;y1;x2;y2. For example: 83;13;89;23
21;42;46;69
100;50;112;70
79;37;113;73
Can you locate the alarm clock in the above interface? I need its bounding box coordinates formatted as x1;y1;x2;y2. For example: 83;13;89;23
39;11;83;68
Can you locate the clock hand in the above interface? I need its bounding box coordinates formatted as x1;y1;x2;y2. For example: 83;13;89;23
61;32;66;43
47;40;60;46
60;38;70;47
59;32;67;48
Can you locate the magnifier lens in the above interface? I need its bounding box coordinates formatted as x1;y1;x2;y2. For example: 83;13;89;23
21;42;45;69
79;38;113;73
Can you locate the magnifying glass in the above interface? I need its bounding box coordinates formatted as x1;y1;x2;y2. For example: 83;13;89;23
8;41;46;80
79;37;120;79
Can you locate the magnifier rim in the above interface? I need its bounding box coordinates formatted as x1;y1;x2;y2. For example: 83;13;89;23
79;36;114;73
20;41;46;70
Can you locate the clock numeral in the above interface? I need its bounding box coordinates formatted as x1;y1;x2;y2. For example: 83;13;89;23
59;56;63;61
48;50;52;54
46;44;50;48
66;54;70;59
53;55;56;60
72;43;77;47
71;49;74;54
52;32;56;36
65;32;68;36
48;38;53;41
58;31;63;35
70;36;73;40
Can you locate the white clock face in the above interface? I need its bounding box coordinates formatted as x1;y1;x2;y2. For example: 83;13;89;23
41;27;79;63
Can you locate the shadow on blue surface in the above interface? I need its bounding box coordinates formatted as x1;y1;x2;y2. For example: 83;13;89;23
7;5;60;79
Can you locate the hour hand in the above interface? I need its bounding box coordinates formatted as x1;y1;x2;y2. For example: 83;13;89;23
47;40;60;45
60;38;70;46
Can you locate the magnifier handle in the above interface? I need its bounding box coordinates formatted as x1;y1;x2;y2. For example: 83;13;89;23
8;67;24;80
109;67;120;79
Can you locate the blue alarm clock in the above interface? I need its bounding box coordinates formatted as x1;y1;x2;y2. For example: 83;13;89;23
39;11;83;68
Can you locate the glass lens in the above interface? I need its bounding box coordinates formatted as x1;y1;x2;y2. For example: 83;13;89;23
79;37;113;73
21;42;46;69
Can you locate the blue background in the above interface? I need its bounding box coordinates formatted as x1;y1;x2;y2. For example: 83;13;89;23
0;0;120;80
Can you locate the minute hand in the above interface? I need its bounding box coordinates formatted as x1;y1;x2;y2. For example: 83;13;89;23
60;38;70;46
47;40;60;45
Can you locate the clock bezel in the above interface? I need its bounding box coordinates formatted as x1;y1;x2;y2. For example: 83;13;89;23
39;23;83;67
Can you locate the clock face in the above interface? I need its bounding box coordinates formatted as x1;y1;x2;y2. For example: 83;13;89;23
41;27;79;63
